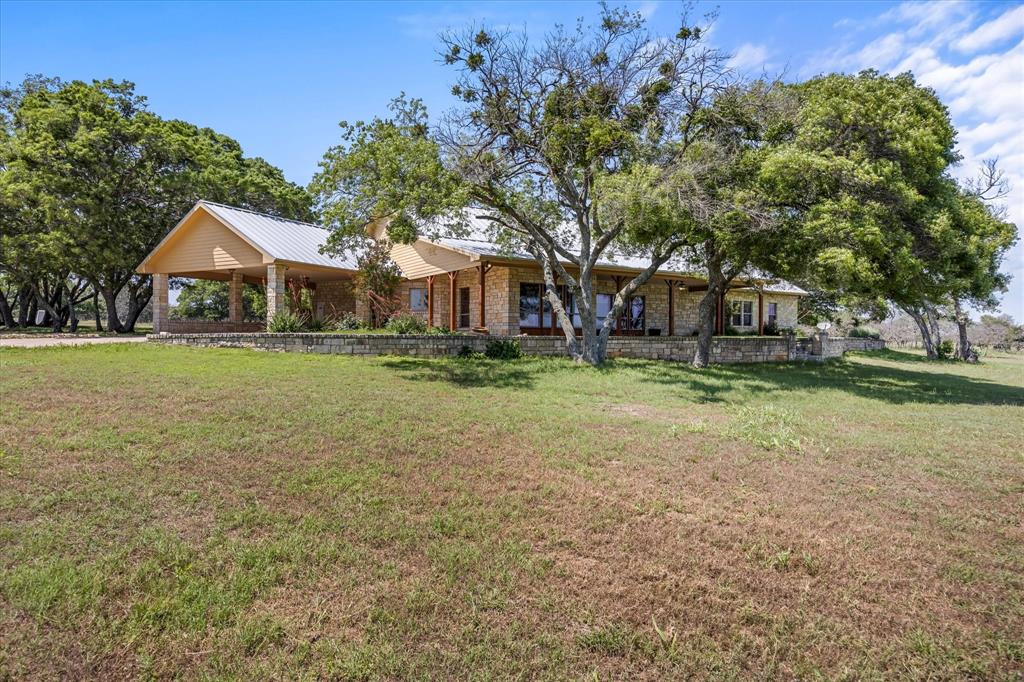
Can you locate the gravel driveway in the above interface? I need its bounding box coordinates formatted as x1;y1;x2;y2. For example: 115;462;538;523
0;336;149;348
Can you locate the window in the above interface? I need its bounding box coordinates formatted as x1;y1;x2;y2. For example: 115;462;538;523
519;283;541;327
626;296;645;330
767;302;778;325
409;287;428;312
730;300;753;327
458;287;471;328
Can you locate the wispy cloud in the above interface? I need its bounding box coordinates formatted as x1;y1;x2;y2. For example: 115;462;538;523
954;4;1024;53
727;42;772;72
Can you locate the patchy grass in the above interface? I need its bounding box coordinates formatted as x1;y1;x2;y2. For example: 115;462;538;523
0;344;1022;680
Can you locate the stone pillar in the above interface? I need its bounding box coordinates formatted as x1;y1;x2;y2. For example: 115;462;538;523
266;263;287;326
228;270;244;323
152;273;168;334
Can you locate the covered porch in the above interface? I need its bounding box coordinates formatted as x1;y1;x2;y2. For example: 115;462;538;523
137;201;359;333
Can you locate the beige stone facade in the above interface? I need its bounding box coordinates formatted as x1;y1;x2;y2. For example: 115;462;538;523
386;263;800;336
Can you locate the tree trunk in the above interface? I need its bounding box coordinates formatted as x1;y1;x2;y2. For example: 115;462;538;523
0;289;15;328
952;298;973;362
99;285;125;333
121;277;152;333
93;290;103;332
693;264;726;368
902;305;937;359
29;283;64;333
17;284;31;326
63;282;79;333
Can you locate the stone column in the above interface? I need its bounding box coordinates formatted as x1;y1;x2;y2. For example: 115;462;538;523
266;263;287;326
152;273;169;334
228;270;244;323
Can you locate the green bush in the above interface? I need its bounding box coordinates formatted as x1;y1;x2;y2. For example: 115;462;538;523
484;339;522;360
333;312;365;331
384;313;427;335
303;316;331;332
457;345;482;359
849;326;881;339
267;310;304;333
937;339;955;359
425;325;456;336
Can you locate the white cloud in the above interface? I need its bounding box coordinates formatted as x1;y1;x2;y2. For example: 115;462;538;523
820;2;1024;320
954;4;1024;53
727;42;771;71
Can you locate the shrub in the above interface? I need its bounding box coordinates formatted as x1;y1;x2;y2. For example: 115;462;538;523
763;321;780;336
484;339;522;360
425;325;456;336
384;313;427;335
267;310;304;333
303;316;331;332
849;326;881;339
937;339;955;359
333;312;365;331
457;345;482;359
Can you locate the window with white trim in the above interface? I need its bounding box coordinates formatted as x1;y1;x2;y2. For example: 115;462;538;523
730;300;753;327
767;302;778;325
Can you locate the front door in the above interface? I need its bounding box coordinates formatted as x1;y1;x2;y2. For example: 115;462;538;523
458;287;470;328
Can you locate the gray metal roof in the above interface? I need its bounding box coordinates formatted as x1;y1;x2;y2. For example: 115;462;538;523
201;201;359;270
427;210;807;295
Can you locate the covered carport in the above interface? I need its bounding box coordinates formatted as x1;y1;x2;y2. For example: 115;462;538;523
137;200;358;333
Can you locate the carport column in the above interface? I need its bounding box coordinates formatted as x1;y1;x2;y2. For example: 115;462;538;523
266;263;287;326
152;273;168;334
228;270;244;323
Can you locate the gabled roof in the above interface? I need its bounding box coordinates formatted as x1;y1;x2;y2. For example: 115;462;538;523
200;201;358;270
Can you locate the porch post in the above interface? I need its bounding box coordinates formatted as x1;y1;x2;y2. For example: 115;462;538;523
426;275;435;327
228;270;244;323
152;273;168;334
758;291;764;335
266;263;287;326
448;271;457;329
478;262;488;330
667;279;675;336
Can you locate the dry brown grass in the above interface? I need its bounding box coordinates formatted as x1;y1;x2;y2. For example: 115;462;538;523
1;344;1021;679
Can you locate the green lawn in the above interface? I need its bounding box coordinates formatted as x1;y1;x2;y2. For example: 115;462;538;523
1;345;1021;680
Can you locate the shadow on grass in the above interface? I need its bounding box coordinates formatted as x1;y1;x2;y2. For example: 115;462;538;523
380;350;1024;407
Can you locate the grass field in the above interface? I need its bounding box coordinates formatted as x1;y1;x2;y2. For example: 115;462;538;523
1;344;1022;680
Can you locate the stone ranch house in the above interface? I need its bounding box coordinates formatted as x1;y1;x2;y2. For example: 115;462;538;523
138;200;806;338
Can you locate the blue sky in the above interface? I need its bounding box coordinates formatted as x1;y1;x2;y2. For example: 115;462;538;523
3;0;1023;319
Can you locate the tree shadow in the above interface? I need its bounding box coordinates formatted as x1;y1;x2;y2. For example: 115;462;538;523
378;351;1024;407
377;357;540;389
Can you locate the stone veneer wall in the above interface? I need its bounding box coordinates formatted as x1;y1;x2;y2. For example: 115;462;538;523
393;266;802;336
149;332;884;363
164;320;265;334
313;280;357;319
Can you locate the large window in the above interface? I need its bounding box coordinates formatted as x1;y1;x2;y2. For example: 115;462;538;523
767;302;778;325
730;300;753;327
458;288;471;328
409;287;428;312
520;284;627;331
626;296;645;330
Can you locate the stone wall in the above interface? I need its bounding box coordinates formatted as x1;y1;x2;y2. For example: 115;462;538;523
164;320;265;334
313;281;357;320
149;332;883;363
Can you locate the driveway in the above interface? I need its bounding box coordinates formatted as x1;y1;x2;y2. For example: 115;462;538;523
0;336;149;349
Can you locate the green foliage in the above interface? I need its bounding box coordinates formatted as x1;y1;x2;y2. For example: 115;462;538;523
353;241;403;327
267;310;304;333
0;76;311;332
384;313;427;335
484;339;523;360
171;280;264;322
849;327;881;340
332;312;366;331
937;339;955;360
303;316;331;332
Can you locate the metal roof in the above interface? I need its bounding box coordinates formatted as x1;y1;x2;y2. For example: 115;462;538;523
200;201;359;271
425;210;807;295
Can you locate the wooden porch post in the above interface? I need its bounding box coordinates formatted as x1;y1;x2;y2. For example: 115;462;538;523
667;279;675;337
477;262;490;331
550;272;558;336
426;275;435;328
448;271;457;329
758;291;764;336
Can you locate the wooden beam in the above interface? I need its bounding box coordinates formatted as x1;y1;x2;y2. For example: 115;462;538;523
477;263;491;331
448;271;457;329
667;279;675;337
758;291;764;336
426;275;435;328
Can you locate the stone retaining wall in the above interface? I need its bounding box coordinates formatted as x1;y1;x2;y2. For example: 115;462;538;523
165;320;266;334
148;332;884;363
